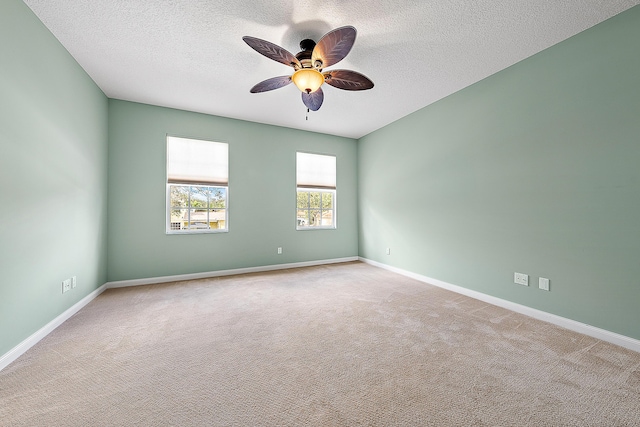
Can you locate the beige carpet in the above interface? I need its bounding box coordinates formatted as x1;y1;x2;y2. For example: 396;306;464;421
1;261;639;426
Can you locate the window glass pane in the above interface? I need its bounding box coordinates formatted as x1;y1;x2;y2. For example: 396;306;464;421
309;192;321;208
297;191;309;209
170;208;186;222
190;186;208;209
310;210;321;226
322;192;333;209
321;210;334;226
188;208;210;230
209;208;226;229
170;208;188;230
210;187;226;208
170;186;189;207
297;210;310;227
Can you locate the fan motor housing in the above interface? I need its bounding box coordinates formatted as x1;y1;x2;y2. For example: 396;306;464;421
296;39;318;69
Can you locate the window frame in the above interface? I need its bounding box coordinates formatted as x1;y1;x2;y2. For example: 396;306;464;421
166;184;229;234
296;187;337;230
166;136;229;235
296;151;337;231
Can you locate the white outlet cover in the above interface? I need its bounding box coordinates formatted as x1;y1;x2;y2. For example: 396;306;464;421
514;272;529;286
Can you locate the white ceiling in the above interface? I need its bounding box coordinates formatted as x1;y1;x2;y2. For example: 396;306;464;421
24;0;640;139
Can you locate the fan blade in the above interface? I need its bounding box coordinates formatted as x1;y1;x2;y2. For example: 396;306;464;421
312;26;356;69
301;87;324;111
250;76;292;93
324;69;374;91
243;36;301;69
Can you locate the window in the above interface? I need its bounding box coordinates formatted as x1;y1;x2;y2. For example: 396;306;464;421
296;152;336;229
166;136;228;233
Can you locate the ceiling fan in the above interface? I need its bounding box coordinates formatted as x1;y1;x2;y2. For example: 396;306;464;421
243;26;374;112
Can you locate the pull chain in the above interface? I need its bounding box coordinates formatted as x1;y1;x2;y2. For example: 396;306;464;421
306;108;309;121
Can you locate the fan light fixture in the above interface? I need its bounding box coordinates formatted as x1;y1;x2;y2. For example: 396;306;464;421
243;26;374;113
292;69;325;93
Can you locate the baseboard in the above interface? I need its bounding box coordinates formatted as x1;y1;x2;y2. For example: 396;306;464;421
0;283;109;372
8;254;632;373
106;256;359;289
359;257;640;354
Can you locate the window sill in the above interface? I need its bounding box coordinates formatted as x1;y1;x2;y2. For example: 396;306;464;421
166;229;229;235
296;226;336;231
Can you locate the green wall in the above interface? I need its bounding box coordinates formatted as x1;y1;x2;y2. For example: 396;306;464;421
0;0;109;356
107;100;358;282
358;6;640;339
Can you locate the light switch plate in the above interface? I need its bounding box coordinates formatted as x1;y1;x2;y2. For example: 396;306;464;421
539;277;550;291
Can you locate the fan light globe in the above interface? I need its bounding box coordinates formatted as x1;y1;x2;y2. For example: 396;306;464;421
292;69;324;93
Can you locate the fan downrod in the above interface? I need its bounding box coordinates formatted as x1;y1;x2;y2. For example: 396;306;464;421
299;39;316;52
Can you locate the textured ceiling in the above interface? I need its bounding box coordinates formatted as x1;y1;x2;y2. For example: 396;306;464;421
23;0;640;139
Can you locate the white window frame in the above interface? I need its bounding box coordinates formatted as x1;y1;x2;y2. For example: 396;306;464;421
166;136;229;234
296;188;337;230
296;152;337;230
166;184;229;234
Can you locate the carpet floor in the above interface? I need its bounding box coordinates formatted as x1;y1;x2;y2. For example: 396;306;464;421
1;261;639;426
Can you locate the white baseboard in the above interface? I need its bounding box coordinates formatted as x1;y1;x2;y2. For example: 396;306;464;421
1;256;358;371
106;256;359;288
0;283;109;372
6;254;634;373
359;257;640;354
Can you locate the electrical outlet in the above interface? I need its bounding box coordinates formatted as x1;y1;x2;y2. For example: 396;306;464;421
72;276;77;288
386;248;390;255
62;279;72;294
277;247;282;255
539;277;550;291
514;272;529;286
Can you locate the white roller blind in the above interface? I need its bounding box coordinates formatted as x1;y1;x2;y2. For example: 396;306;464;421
296;152;336;189
167;136;228;186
